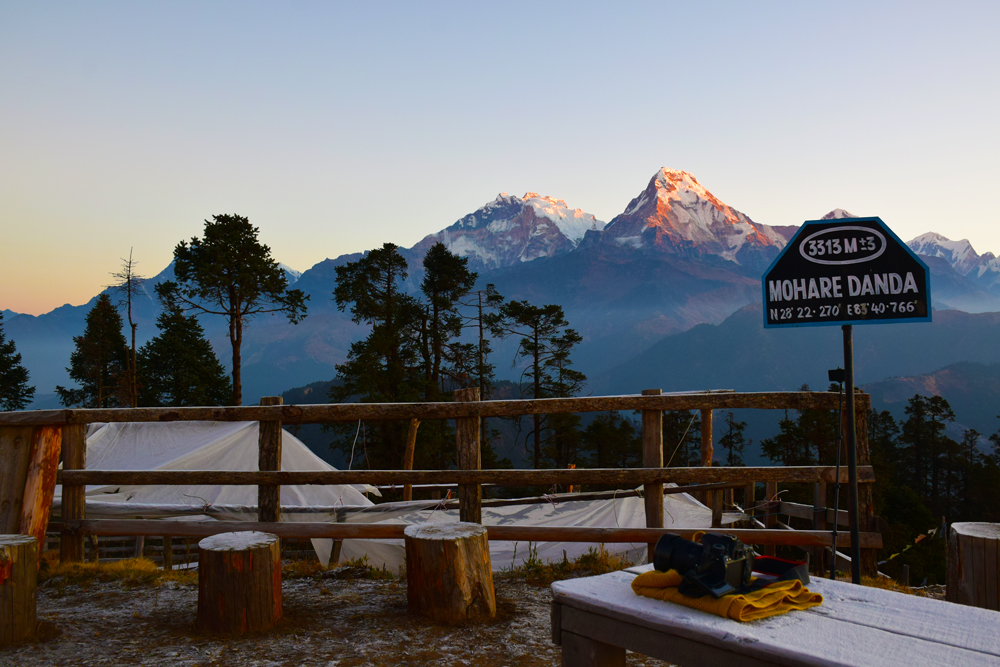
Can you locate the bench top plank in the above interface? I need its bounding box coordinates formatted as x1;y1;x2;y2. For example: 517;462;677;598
552;566;1000;667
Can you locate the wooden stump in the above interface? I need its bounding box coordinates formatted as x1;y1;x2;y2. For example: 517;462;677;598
947;522;1000;611
405;522;496;623
197;531;281;634
0;534;38;645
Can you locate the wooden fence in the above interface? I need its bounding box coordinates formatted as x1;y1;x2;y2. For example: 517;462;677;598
0;389;881;576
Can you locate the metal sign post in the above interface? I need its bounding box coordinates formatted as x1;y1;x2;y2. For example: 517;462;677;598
763;216;931;584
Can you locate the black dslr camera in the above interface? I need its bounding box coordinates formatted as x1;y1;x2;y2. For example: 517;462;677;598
653;532;754;598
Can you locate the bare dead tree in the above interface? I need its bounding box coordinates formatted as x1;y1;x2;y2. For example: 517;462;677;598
109;248;146;407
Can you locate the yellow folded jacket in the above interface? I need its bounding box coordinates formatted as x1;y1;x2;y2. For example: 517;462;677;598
631;569;823;622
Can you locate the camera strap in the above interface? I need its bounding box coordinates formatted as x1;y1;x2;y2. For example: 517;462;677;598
746;555;810;592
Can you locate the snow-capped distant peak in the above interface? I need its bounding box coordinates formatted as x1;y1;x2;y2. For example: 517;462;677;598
522;192;605;243
908;232;980;273
278;263;301;284
820;209;858;219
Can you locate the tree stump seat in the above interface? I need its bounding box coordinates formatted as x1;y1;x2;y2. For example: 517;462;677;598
404;522;496;623
947;522;1000;611
197;531;281;634
0;534;37;646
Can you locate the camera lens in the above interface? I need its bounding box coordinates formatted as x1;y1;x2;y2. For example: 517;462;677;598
653;533;703;574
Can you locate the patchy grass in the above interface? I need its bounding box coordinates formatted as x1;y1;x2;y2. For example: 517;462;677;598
323;555;398;581
498;544;634;587
39;557;197;588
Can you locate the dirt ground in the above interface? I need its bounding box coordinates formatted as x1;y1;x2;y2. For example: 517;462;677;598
0;574;672;667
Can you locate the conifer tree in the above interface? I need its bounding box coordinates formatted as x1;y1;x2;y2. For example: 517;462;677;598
56;294;129;408
580;411;640;471
159;214;308;405
137;301;230;407
0;312;35;411
718;411;748;466
493;301;586;468
662;410;701;467
330;243;423;467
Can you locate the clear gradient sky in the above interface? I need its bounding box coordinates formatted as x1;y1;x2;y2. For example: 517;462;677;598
2;2;998;315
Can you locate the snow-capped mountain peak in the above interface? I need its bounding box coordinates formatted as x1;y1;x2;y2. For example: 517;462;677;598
412;192;604;270
820;209;858;220
908;232;982;275
603;167;785;264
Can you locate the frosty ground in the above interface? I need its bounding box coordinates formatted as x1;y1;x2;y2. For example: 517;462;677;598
0;572;672;667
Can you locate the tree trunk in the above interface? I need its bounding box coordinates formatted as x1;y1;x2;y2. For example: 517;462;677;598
0;534;37;645
197;531;281;634
405;522;495;623
231;315;242;406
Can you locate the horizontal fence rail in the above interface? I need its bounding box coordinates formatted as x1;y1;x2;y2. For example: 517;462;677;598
56;466;873;487
1;391;847;426
49;520;883;549
2;389;880;576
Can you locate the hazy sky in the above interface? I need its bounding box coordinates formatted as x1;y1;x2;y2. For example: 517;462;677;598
3;2;998;315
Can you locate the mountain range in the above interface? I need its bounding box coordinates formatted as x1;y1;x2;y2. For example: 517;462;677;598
8;167;1000;413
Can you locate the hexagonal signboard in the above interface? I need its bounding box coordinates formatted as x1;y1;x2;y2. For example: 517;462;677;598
763;216;931;328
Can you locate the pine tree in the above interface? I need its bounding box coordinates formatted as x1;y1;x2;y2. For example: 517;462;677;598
137;303;231;407
159;214;308;405
330;243;423;467
0;312;35;411
56;294;129;408
662;410;701;467
418;242;477;395
718;411;748;466
580;412;640;470
493;301;586;468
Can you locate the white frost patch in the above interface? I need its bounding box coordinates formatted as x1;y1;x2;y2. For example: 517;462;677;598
404;523;487;540
199;530;277;551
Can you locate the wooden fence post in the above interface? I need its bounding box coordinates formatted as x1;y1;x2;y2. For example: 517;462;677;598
854;394;878;578
455;388;481;523
0;426;33;534
60;424;86;563
19;425;62;566
402;418;420;501
765;481;778;557
258;397;283;524
699;409;713;467
642;389;664;563
744;481;756;525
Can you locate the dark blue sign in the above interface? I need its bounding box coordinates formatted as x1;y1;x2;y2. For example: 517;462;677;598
762;217;931;328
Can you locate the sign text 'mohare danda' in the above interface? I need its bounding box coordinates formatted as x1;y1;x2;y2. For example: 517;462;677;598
762;217;931;328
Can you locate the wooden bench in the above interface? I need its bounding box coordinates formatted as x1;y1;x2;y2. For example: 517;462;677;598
551;564;1000;666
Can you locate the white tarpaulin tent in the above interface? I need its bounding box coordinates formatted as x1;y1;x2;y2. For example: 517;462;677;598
70;421;376;564
68;422;733;571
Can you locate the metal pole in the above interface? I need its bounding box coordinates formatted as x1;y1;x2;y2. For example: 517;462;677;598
842;324;861;584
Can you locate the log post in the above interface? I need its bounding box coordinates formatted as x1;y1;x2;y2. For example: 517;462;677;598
700;408;713;505
258;397;283;524
711;490;723;528
946;522;1000;611
854;394;878;578
402;418;420;501
744;481;755;526
197;531;282;634
404;522;496;623
60;424;86;563
0;534;37;646
20;426;62;565
0;426;33;534
813;482;827;575
700;409;713;467
765;481;778;557
454;388;481;524
642;389;664;563
163;536;173;571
